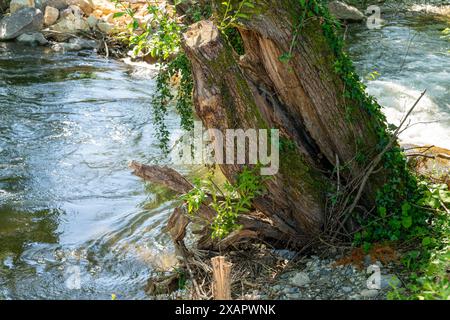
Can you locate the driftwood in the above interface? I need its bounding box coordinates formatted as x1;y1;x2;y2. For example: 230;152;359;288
129;161;290;250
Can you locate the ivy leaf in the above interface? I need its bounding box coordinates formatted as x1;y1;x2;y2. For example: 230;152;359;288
379;207;387;218
421;237;432;247
402;216;412;229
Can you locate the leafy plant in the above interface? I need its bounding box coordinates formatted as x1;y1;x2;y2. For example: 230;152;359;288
182;166;268;240
219;0;255;30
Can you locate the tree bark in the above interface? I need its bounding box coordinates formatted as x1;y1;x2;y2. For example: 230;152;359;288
179;1;389;247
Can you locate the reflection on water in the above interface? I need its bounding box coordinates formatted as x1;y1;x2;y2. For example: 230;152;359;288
0;43;187;299
346;14;450;148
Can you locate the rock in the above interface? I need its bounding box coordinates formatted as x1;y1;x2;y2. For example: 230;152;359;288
43;5;59;26
103;12;114;23
67;0;92;15
48;11;89;40
360;289;379;298
364;255;372;267
10;0;35;14
286;293;301;300
67;4;82;17
68;37;98;49
97;21;112;34
40;0;68;10
16;31;47;45
290;272;310;287
52;37;98;51
380;274;402;290
327;1;365;21
0;8;44;40
342;286;352;293
86;14;97;29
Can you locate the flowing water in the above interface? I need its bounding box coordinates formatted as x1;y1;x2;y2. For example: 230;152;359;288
0;13;449;299
0;43;194;299
346;13;450;148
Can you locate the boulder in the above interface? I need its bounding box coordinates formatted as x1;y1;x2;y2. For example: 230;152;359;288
63;4;83;18
40;0;68;10
328;1;365;22
10;0;35;14
52;37;98;51
16;31;48;45
43;5;59;26
0;8;44;40
67;0;92;15
97;21;112;34
47;11;89;40
86;14;97;29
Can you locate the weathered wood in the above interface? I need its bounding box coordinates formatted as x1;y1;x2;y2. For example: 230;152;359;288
181;1;391;246
130;161;295;248
129;161;194;194
211;256;232;300
166;207;190;242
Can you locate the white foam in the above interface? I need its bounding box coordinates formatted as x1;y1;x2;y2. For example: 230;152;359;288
366;81;450;149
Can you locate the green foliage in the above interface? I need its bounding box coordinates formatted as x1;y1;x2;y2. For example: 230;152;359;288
387;181;450;300
285;0;448;300
152;54;195;152
182;167;268;240
219;0;255;30
112;1;182;60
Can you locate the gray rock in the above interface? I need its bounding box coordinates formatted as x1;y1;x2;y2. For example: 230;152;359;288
290;272;310;287
342;286;352;293
286;293;301;300
10;0;35;14
0;8;44;40
274;249;297;260
51;37;98;51
86;14;97;29
48;12;89;41
328;1;365;21
364;255;372;267
97;21;113;34
319;269;331;277
39;0;68;10
16;31;47;45
380;274;402;290
360;289;379;298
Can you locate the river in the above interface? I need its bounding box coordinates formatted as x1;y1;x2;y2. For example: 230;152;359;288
0;13;449;299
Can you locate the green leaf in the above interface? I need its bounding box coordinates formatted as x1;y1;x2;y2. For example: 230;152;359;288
402;216;413;229
438;190;450;204
113;12;126;18
379;207;387;218
421;237;432;247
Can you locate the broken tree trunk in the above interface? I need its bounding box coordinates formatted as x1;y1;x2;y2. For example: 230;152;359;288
180;1;390;246
132;1;398;250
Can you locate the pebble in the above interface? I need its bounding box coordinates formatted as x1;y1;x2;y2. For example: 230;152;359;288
360;289;379;298
248;251;394;301
290;272;310;287
342;286;352;293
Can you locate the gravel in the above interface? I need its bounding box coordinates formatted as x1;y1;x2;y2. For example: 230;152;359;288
246;250;398;300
